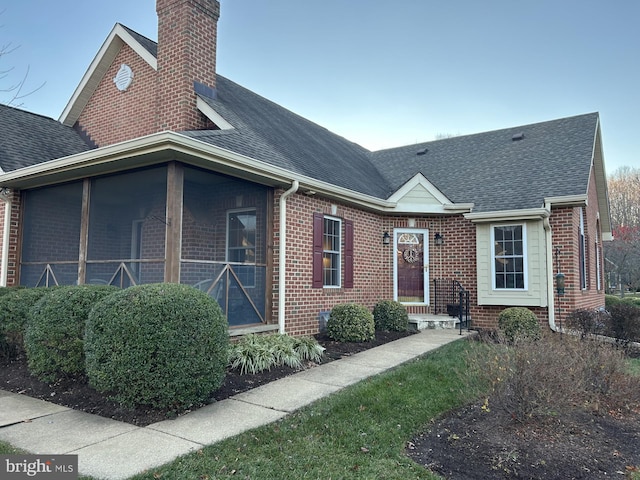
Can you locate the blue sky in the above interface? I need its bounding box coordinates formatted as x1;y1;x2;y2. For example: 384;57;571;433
2;0;638;174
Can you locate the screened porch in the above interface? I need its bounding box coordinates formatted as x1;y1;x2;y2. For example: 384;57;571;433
19;162;272;328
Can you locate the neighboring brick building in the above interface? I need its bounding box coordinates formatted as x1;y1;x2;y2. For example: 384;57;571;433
0;0;611;335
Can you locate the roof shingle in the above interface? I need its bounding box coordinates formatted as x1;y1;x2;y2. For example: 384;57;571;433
0;104;92;173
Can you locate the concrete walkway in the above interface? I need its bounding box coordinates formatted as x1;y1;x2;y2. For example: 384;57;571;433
0;329;471;480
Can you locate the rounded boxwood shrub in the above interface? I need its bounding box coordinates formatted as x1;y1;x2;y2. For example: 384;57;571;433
497;307;542;343
24;285;118;382
327;303;375;342
373;300;409;332
605;294;621;310
0;287;53;360
606;302;640;346
85;283;229;410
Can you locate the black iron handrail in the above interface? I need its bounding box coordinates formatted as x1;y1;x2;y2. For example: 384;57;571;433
432;278;470;334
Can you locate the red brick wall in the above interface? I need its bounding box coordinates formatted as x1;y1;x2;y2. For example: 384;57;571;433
273;191;390;336
76;43;158;147
156;0;219;132
271;174;606;335
272;190;482;336
551;168;606;322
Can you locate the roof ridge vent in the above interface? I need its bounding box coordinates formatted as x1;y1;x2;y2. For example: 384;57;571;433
512;132;525;141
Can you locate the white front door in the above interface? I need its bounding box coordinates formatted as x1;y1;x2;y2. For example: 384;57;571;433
394;229;429;304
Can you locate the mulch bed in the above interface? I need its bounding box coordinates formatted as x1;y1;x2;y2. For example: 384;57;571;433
0;330;414;427
407;402;640;479
3;330;640;479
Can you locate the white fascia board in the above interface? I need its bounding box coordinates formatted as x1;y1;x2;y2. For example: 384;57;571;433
59;24;158;126
379;202;473;214
465;208;550;223
196;96;234;130
0;131;394;211
443;202;474;212
544;194;588;207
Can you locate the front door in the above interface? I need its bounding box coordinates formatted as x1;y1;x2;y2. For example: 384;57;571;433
394;229;429;304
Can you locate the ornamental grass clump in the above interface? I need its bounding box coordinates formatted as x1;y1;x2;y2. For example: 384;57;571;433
24;285;118;382
85;283;229;411
326;303;374;342
372;300;409;332
229;334;325;374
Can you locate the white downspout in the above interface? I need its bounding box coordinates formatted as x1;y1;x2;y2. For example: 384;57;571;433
1;193;11;287
278;180;299;334
544;202;558;331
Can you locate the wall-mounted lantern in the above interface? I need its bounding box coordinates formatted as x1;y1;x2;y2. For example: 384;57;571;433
382;231;391;246
555;247;565;296
434;232;444;246
556;272;565;296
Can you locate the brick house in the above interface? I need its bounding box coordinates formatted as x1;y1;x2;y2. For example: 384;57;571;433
0;0;611;336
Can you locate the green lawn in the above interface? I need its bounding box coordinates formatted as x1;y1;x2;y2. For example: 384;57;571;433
3;338;639;479
629;357;640;376
0;339;473;479
127;339;473;480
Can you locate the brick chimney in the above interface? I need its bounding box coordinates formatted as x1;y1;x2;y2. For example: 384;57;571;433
156;0;220;132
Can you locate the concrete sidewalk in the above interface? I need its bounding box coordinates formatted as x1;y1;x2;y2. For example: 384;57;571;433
0;329;471;479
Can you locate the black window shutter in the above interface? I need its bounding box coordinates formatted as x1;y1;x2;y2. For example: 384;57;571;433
344;219;354;288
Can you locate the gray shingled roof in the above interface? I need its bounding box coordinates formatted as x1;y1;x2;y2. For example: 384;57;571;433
370;113;599;212
184;76;391;198
0;104;92;173
1;25;599;215
120;24;157;58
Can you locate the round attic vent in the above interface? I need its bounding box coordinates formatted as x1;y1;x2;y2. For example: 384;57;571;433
114;64;134;92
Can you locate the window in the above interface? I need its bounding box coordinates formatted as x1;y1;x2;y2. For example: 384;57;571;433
579;209;587;290
322;217;341;287
227;209;256;287
595;223;602;291
312;213;353;288
492;224;526;290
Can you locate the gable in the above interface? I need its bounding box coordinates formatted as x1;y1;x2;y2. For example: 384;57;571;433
74;40;159;147
386;173;473;214
61;24;158;127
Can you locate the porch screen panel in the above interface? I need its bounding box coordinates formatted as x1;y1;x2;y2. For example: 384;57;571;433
180;166;269;327
20;181;83;286
87;166;167;286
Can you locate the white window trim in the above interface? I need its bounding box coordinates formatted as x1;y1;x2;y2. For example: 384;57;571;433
323;215;342;288
579;209;587;291
226;208;257;288
491;223;528;291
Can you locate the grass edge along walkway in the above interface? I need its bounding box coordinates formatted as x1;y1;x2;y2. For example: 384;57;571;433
128;338;474;480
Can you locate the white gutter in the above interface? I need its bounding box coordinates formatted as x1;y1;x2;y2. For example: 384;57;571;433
544;201;558;331
278;180;299;334
0;191;11;287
